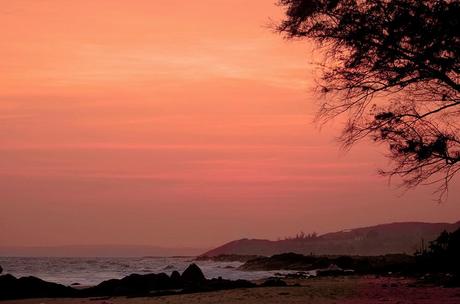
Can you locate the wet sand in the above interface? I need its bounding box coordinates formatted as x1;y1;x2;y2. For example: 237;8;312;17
3;276;460;304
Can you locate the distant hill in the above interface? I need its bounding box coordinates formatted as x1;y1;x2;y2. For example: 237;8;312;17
0;245;207;257
202;221;460;257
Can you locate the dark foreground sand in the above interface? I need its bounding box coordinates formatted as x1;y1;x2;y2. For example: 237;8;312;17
3;276;460;304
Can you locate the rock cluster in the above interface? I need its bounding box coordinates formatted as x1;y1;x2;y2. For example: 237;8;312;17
0;263;259;300
0;274;77;300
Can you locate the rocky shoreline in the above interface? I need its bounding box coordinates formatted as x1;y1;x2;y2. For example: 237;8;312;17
2;247;459;300
238;252;416;273
0;263;288;301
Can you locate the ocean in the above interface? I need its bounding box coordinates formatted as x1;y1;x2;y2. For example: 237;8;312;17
0;257;299;286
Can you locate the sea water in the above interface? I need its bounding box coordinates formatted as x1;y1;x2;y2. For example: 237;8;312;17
0;257;301;286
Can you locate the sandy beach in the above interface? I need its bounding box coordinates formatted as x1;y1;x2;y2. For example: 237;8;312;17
3;276;460;304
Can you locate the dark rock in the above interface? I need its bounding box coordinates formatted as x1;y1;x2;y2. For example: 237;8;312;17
261;278;288;287
0;274;16;286
85;264;254;297
0;265;2;274
240;252;415;274
317;264;346;277
240;253;317;271
181;263;205;282
170;270;181;282
444;275;460;288
82;272;175;297
1;263;258;299
0;274;76;300
420;273;460;288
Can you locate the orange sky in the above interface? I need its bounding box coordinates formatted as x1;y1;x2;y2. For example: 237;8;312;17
1;0;459;250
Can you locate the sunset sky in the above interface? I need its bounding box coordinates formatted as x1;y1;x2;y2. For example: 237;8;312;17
1;0;459;251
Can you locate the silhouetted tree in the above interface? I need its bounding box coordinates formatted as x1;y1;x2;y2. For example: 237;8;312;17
278;0;460;199
416;228;460;275
284;231;318;240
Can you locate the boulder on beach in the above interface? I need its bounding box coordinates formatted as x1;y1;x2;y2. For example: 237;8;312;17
261;278;288;287
0;274;76;300
317;264;346;276
170;270;181;282
82;272;175;297
1;263;259;300
181;263;206;282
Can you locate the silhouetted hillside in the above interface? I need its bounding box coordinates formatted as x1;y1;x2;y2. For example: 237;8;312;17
202;221;460;257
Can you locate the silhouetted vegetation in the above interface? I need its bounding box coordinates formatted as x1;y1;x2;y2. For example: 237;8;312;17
280;231;318;241
416;228;460;275
240;228;460;286
202;222;460;257
278;0;460;199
